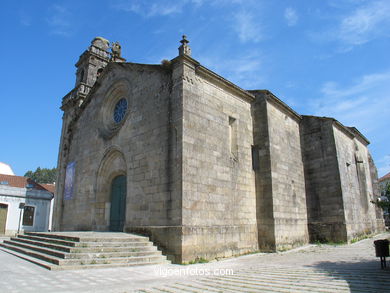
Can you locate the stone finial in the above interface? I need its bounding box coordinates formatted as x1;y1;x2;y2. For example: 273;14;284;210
178;35;191;56
111;41;122;58
110;41;126;62
91;37;110;51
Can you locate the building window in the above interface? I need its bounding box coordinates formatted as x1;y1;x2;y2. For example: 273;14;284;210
113;98;128;123
252;145;260;171
22;206;35;226
0;181;8;185
97;68;104;78
79;69;84;83
229;116;238;158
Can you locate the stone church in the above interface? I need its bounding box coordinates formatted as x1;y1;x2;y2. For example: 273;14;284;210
53;36;384;263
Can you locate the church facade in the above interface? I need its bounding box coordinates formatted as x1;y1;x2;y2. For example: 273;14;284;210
53;36;384;263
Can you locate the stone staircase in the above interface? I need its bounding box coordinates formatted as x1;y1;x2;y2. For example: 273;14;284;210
0;231;170;270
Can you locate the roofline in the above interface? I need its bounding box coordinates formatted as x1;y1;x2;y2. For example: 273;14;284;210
302;115;370;144
196;65;255;103
0;193;54;201
250;90;302;121
378;172;390;182
171;54;255;103
78;61;169;109
333;120;355;139
347;126;370;145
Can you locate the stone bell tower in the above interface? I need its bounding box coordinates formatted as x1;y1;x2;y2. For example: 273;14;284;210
62;37;127;111
54;37;125;230
75;37;111;88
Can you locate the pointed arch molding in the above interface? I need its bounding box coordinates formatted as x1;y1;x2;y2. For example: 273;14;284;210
93;146;127;230
99;79;131;139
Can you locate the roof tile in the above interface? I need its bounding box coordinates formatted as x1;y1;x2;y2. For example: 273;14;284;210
0;174;49;191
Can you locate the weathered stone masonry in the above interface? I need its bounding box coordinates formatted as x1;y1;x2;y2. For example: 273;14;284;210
53;37;384;263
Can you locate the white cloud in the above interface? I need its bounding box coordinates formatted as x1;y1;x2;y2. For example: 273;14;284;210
309;1;390;52
113;0;264;43
378;155;390;177
199;51;264;88
19;10;32;26
46;5;72;36
313;71;390;131
113;0;201;17
338;0;390;47
311;70;390;174
321;72;390;100
284;7;298;27
233;10;263;43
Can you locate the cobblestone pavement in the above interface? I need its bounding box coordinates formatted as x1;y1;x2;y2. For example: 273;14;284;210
1;233;390;293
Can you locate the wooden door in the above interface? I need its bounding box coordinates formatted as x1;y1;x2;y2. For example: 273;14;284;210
0;204;8;234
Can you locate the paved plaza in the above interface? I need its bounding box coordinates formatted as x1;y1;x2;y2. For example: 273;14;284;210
1;233;390;293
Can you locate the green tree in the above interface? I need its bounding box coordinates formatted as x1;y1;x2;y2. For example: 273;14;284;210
24;167;57;184
373;183;390;209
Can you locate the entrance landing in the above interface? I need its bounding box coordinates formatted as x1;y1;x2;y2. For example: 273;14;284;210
30;231;148;241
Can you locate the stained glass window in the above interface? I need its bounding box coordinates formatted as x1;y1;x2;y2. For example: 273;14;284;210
113;98;128;123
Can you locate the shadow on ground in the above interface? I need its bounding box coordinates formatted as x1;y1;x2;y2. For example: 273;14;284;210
310;259;390;292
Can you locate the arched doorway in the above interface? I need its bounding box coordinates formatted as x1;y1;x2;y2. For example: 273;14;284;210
94;147;127;231
109;175;127;231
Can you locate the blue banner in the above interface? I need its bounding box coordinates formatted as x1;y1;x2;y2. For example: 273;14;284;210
64;161;75;200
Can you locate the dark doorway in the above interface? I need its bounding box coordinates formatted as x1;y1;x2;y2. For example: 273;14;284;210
22;206;35;226
109;175;126;231
0;204;8;234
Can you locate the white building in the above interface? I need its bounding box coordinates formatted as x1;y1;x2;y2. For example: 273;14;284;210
0;162;15;176
0;173;54;235
379;172;390;195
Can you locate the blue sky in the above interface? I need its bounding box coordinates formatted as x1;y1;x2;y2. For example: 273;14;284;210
1;0;389;177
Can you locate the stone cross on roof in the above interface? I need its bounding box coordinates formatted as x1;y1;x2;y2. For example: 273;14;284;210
178;35;191;56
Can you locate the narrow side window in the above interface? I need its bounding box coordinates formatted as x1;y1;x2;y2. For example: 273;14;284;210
252;145;260;171
229;116;238;158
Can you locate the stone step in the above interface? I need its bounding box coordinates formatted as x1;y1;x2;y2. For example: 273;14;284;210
25;232;80;242
3;240;67;258
20;234;153;247
12;237;155;252
0;246;170;271
17;234;79;247
56;260;171;271
69;243;155;251
10;237;74;252
0;242;169;267
25;232;149;242
1;232;169;270
59;255;168;265
67;250;162;259
4;239;159;259
0;246;59;270
0;242;67;265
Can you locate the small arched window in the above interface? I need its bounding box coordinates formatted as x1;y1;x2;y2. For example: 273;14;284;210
79;69;84;83
97;68;104;78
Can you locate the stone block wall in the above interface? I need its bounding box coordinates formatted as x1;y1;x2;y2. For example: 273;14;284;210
300;116;347;242
251;93;275;250
251;91;309;250
301;116;383;242
368;153;386;230
55;63;184;260
267;102;308;249
333;125;379;239
179;59;259;262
